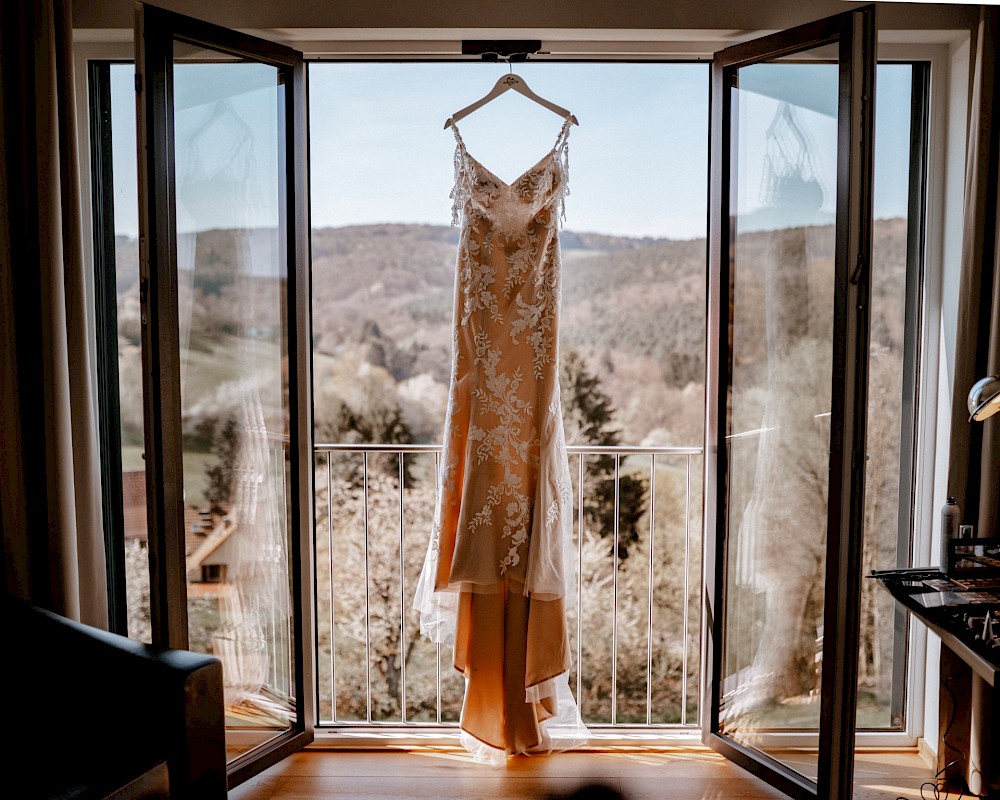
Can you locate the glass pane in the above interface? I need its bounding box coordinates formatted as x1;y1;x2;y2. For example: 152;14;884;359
109;64;151;642
859;63;916;732
721;56;840;782
172;52;294;760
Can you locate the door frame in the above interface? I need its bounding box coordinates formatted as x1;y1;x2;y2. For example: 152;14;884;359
134;2;315;785
701;7;877;800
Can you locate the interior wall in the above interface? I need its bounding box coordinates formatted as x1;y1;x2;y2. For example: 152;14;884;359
73;0;976;34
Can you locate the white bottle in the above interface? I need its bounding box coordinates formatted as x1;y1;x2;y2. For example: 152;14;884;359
940;496;960;573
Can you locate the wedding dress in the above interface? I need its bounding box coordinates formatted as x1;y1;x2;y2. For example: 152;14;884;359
414;118;589;764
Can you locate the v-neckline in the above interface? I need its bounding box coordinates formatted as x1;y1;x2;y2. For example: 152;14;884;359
460;148;556;189
452;119;569;189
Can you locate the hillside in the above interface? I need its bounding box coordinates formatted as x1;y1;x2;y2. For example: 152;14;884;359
114;218;908;447
309;224;706;377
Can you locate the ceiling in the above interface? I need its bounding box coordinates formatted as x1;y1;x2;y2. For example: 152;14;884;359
72;0;977;40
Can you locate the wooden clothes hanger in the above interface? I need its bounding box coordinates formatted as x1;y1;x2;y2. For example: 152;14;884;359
444;60;579;129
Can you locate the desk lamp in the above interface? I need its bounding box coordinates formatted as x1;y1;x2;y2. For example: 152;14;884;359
968;375;1000;422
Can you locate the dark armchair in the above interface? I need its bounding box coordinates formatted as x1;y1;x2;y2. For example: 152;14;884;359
3;594;227;799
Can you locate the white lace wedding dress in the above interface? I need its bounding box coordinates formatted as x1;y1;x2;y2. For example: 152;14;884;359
413;118;589;765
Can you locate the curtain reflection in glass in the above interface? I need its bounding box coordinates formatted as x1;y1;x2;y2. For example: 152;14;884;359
724;65;837;760
174;60;293;751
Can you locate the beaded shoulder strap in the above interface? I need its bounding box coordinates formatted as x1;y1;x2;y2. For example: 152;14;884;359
449;123;472;226
552;118;573;224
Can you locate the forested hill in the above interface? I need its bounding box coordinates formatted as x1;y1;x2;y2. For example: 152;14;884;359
310;223;707;384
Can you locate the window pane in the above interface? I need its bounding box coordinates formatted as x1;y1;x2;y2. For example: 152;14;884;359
109;63;151;643
858;62;918;730
718;59;922;767
721;57;839;782
172;53;294;759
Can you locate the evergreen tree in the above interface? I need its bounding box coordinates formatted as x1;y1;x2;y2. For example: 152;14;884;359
560;350;646;561
319;394;415;485
204;415;240;515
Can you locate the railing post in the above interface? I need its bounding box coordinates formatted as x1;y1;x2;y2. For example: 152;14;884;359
326;451;337;722
398;451;407;723
682;453;693;725
577;452;585;714
434;449;442;725
362;451;372;723
647;454;656;726
612;454;620;725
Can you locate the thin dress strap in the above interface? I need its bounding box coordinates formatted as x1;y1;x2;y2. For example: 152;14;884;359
553;117;572;154
552;118;572;224
449;123;471;226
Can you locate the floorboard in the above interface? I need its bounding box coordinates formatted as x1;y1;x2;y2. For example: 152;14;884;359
228;747;934;799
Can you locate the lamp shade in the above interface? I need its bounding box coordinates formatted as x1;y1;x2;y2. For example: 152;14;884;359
968;375;1000;422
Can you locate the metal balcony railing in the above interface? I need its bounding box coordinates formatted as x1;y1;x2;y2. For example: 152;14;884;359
313;442;704;730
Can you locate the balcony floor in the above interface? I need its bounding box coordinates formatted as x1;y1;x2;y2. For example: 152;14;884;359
229;746;933;799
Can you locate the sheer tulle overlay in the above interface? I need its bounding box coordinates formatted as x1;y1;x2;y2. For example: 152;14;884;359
413;119;589;764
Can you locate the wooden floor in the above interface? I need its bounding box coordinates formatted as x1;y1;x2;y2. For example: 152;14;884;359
229;747;934;799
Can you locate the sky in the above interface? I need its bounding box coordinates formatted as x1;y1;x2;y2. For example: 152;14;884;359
111;61;913;241
307;62;710;239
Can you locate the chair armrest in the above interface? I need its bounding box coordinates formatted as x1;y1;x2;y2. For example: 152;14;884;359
3;595;227;799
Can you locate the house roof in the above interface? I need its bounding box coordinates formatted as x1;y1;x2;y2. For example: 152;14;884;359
122;469;220;560
186;517;238;574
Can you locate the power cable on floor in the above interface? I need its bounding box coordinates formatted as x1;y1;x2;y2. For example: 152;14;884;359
897;670;969;800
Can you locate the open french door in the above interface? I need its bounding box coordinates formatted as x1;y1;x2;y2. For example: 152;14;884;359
703;6;876;800
134;3;314;787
